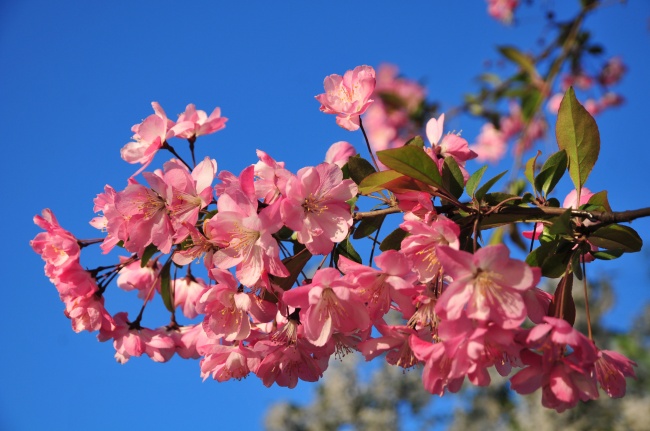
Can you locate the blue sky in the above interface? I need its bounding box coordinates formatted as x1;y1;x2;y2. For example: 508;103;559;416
3;1;650;430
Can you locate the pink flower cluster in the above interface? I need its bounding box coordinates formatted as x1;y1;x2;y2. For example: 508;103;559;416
32;68;636;409
471;102;546;164
548;57;627;116
362;64;428;154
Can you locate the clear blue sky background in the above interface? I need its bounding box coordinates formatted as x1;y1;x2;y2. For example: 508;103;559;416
2;1;650;430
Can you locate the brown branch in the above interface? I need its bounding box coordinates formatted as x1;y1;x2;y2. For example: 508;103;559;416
353;203;650;227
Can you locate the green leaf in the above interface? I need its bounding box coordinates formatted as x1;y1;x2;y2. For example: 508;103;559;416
547;209;574;236
482;192;520;206
379;227;407;252
525;150;541;192
475;170;508;201
336;237;362;264
441;156;465;199
586;190;612;212
347;155;377;185
159;259;174;313
140;243;159;268
526;240;572;279
358;170;404;195
376;146;442;187
466;165;488;198
534;150;567;197
498;46;538;78
521;89;543;121
353;214;386;239
591;249;623;260
405;135;425;148
556;87;601;194
589;224;643;252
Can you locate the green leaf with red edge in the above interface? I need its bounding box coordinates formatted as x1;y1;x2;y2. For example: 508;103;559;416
556;87;600;193
589;224;643;253
347;155;376;185
159;259;174;313
358;170;404;195
379;227;407;252
376;146;442;187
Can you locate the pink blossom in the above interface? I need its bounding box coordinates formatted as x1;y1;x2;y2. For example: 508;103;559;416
594;349;637;398
435;244;541;328
598;57;627;86
425;114;477;170
173;275;208;319
324;141;356;167
547;93;564;114
163;157;216;233
281;163;357;255
253;150;291;204
31;209;80;280
116;258;161;300
438;313;521;385
197;269;277;341
357;321;420;368
511;318;600;411
282;267;371;347
205;166;288;286
91;185;126;254
470;123;507;164
64;293;112;333
486;0;519;24
174;103;227;139
400;215;461;283
120;102;193;174
253;339;329;388
113;174;175;256
198;340;260;382
171;324;207;359
315;65;376;131
338;250;417;320
410;335;464;396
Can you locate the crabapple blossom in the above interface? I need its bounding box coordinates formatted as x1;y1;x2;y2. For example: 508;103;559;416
470;123;507;163
31;209;80;280
174;103;228;139
281;162;357;255
594;349;637;398
324;141;356;168
120;102;193;174
486;0;519;24
435;244;541;328
400;214;461;283
205;166;288;287
315;65;376;131
338;250;418;321
282;267;371;347
425;114;478;173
